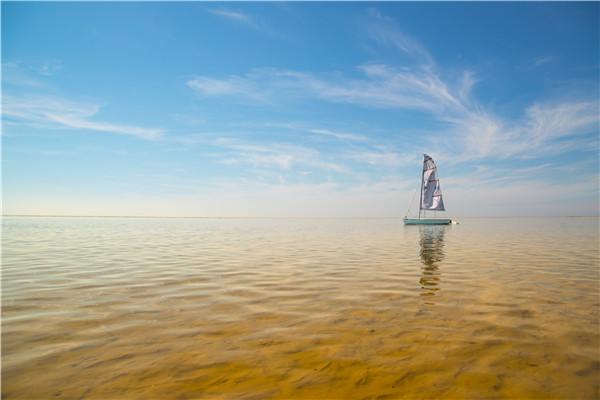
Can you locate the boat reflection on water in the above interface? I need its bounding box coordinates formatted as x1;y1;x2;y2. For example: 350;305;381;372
419;225;446;300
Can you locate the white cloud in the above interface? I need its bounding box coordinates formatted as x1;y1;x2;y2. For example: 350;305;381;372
533;56;553;67
2;62;45;88
186;64;469;115
207;8;277;36
209;9;254;24
444;100;599;162
347;150;416;167
45;113;163;140
213;137;347;173
310;128;368;142
526;101;598;144
188;76;256;97
2;95;164;140
38;60;62;76
187;74;266;101
2;60;62;87
365;8;434;66
458;71;477;103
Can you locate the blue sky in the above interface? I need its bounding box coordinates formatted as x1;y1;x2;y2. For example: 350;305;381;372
2;2;599;217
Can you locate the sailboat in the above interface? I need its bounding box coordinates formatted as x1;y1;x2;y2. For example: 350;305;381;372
404;154;452;225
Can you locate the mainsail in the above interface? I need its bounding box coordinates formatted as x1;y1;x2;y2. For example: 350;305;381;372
420;154;445;211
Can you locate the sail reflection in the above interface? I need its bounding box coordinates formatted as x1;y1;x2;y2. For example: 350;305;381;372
419;226;446;298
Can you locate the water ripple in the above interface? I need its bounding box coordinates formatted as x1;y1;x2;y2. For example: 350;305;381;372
2;217;599;399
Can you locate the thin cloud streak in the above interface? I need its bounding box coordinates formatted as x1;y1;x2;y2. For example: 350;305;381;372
365;8;434;66
346;150;417;168
209;9;254;24
213;137;348;173
3;95;164;140
533;56;553;67
310;128;369;142
207;7;278;37
45;113;163;141
187;75;266;101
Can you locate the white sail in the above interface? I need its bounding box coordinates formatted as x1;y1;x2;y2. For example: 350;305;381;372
421;154;445;211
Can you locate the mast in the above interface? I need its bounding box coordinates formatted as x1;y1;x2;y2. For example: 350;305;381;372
418;154;425;220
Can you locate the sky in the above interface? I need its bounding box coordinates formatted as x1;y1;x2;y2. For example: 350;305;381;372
2;2;599;217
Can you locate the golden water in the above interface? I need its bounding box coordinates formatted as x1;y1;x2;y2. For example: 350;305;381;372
2;217;599;399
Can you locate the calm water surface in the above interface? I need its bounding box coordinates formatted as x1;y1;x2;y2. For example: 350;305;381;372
3;217;599;399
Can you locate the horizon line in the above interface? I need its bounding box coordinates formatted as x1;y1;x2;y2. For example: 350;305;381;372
2;214;599;219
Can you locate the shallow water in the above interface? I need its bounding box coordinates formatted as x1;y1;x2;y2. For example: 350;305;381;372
2;217;599;399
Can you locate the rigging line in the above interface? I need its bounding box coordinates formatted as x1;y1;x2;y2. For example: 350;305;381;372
405;188;418;217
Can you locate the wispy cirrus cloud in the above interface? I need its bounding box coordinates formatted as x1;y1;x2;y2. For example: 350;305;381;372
3;62;45;88
526;101;597;143
3;60;164;140
45;113;164;140
207;7;278;36
443;99;599;162
213;137;347;173
3;95;164;140
346;150;417;168
186;55;597;164
186;64;473;115
533;56;553;68
37;60;63;76
230;122;372;144
2;60;63;90
364;8;434;66
209;8;254;25
310;128;369;142
187;74;266;101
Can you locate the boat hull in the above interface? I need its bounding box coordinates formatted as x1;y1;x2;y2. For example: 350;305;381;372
404;217;451;225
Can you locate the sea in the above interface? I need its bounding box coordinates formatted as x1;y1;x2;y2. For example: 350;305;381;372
2;217;599;399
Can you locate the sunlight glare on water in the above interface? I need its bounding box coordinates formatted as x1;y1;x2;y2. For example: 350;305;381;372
2;217;599;399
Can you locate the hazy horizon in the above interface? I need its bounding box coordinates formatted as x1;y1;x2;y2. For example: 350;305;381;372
3;214;599;219
3;2;599;217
